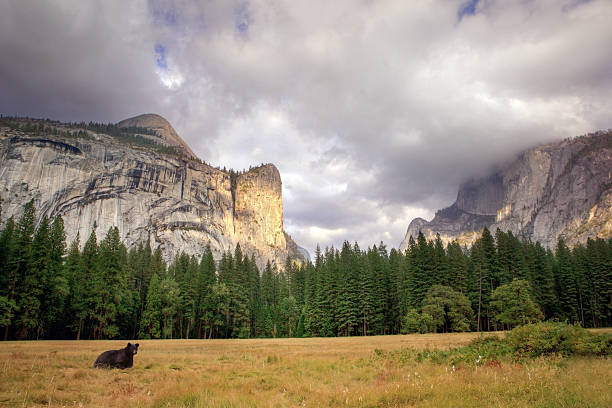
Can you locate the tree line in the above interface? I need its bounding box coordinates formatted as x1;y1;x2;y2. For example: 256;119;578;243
0;200;610;340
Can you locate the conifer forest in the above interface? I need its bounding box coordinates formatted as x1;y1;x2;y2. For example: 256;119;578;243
0;200;610;341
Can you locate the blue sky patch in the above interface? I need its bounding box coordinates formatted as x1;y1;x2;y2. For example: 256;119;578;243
458;0;479;20
235;2;252;36
155;44;168;70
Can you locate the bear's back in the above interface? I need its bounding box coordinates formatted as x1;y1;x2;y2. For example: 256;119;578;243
94;349;132;369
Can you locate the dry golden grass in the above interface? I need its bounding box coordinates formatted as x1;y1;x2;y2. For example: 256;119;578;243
0;331;610;407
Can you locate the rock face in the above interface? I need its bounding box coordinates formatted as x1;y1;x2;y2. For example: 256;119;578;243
0;116;303;268
117;113;197;160
400;130;612;251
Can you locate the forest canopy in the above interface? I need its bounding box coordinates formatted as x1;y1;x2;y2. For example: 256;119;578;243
0;200;610;340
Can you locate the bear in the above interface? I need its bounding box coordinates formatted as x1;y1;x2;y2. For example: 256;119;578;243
93;342;139;369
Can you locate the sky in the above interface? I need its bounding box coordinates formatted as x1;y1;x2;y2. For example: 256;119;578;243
1;0;611;255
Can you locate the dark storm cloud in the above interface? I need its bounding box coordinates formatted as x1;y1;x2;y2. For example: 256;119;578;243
0;1;164;122
1;0;611;253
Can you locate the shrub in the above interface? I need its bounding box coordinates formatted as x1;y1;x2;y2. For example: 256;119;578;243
491;279;543;329
385;322;610;367
401;309;422;334
401;309;435;334
506;322;612;357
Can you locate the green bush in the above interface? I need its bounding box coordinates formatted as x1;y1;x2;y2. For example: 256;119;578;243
383;322;611;367
506;322;612;357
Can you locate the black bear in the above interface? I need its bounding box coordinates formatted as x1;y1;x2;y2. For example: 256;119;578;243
93;342;139;369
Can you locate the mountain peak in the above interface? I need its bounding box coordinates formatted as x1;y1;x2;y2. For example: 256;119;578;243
117;113;197;159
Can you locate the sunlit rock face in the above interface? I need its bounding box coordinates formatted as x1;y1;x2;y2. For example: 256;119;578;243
400;130;612;250
0;115;303;269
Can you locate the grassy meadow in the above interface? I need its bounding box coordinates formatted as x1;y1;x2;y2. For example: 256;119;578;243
1;331;611;407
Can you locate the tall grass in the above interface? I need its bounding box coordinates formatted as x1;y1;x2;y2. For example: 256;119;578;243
0;330;610;407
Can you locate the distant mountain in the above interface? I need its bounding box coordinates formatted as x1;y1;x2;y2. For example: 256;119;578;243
0;114;305;268
400;130;612;250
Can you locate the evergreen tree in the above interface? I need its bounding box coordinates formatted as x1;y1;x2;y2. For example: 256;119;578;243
195;244;216;338
446;241;468;293
43;215;68;338
231;244;251;338
25;215;51;339
92;227;125;339
433;234;450;286
388;248;407;334
585;238;610;327
471;227;497;331
0;217;17;340
247;254;262;338
410;232;435;308
360;247;376;336
160;275;180;339
13;200;37;339
139;273;162;339
65;234;86;339
527;241;557;319
336;242;359;336
555;237;579;323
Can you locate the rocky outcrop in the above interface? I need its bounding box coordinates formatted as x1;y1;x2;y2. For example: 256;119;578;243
284;232;311;262
117;113;197;160
0;116;303;269
400;130;612;251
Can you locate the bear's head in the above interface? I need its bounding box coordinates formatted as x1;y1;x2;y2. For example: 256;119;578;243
126;342;139;355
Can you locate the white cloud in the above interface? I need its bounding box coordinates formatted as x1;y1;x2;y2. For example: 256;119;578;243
1;0;611;254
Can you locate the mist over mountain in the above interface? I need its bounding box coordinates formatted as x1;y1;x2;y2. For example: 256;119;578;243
400;130;612;250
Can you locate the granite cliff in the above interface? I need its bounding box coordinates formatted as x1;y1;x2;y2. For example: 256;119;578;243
0;115;304;268
400;130;612;251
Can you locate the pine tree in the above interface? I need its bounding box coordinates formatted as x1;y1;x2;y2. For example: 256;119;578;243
471;227;497;331
411;232;435;309
160;276;180;339
247;254;261;338
555;237;579;323
433;234;450;286
139;273;162;339
336;242;359;336
65;234;86;339
25;215;51;339
360;247;376;336
585;238;610;327
388;248;406;334
447;241;468;294
195;244;216;338
14;200;37;339
0;217;17;340
92;227;125;339
527;241;557;319
231;244;251;338
42;215;68;338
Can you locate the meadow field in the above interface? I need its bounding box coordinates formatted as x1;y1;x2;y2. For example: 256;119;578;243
1;331;610;408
